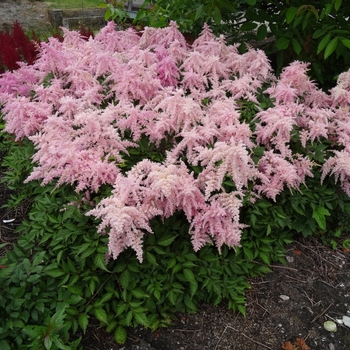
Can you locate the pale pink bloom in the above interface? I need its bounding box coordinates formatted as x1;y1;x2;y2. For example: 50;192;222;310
255;105;296;157
194;139;258;199
255;151;305;201
322;147;350;196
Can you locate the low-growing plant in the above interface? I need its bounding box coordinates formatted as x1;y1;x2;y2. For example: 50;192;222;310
1;21;350;347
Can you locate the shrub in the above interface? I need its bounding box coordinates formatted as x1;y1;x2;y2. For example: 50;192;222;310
1;21;350;347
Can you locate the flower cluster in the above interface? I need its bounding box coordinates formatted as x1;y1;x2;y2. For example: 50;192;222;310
0;22;349;261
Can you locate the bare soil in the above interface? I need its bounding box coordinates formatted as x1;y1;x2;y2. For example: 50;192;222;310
1;2;350;349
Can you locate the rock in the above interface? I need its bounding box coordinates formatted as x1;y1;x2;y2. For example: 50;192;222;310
343;315;350;327
279;295;290;301
324;321;337;332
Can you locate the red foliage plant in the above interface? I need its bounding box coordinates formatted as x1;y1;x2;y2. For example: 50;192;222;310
0;21;39;73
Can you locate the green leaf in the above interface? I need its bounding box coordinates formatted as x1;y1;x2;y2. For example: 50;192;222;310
104;8;112;21
184;294;197;311
106;320;118;333
189;281;198;299
243;246;254;260
52;337;67;350
114;325;127;344
334;0;343;11
158;234;177;246
183;268;196;284
67;285;83;295
80;246;96;259
256;201;272;209
246;0;256;5
116;302;128;316
32;251;46;266
217;0;236;11
237;304;246;316
131;289;148;298
45;266;65;278
133;312;148;327
0;340;11;350
313;28;327;39
153;288;161;301
276;37;290;50
341;38;350;49
167;290;177;305
120;269;131;289
240;22;257;32
317;33;331;54
94;253;109;272
166;257;177;270
324;37;339;59
259;252;271;265
194;4;204;21
292;39;302;55
44;334;53;350
146;251;158;266
212;6;222;25
256;24;268;41
94;307;108;325
286;7;297;24
78;313;89;334
312;206;330;230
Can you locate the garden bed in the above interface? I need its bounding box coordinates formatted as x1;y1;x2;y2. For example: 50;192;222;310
1;2;350;350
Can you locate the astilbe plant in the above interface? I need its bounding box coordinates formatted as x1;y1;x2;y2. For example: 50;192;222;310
0;21;350;262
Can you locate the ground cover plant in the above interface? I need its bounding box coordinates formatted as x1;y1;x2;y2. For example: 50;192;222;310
0;20;350;349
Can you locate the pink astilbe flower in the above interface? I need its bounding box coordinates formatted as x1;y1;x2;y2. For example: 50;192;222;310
94;22;140;52
265;61;330;108
322;147;350;196
330;70;350;107
255;105;296;157
89;158;246;261
255;151;308;201
107;56;162;103
155;46;180;87
26;109;136;192
194;139;258;199
89;160;207;261
139;21;187;50
190;194;244;252
152;89;203;135
88;194;153;262
3;97;52;140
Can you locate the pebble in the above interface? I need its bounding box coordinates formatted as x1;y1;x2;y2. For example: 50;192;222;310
324;321;337;332
279;295;290;301
343;315;350;327
286;256;294;263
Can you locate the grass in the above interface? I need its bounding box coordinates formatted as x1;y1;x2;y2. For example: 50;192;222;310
43;0;106;10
